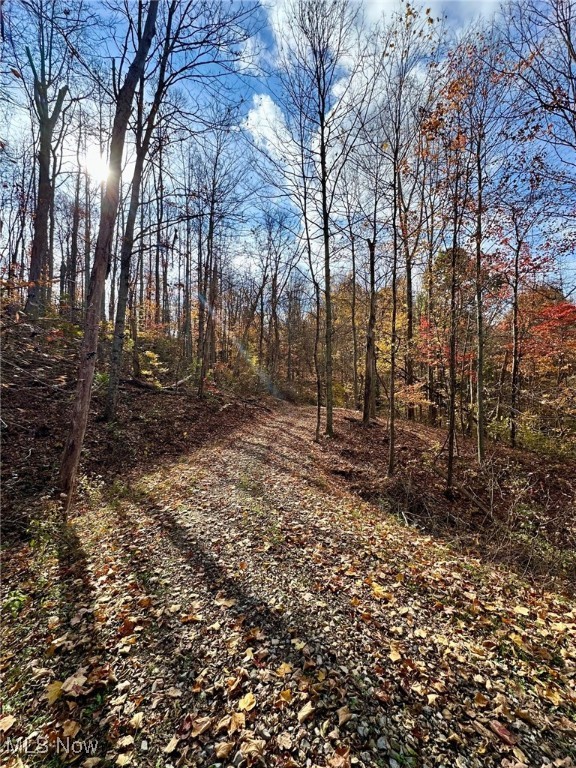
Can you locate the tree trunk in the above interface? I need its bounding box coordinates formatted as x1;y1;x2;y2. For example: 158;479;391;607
510;244;521;449
319;111;333;437
475;138;485;463
350;232;359;410
24;49;68;318
59;1;159;504
363;238;376;425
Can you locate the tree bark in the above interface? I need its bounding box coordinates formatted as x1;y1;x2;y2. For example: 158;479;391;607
59;1;159;504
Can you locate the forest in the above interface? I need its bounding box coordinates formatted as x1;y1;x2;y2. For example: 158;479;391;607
1;0;575;766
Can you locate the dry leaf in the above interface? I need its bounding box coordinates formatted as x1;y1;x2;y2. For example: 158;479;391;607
215;742;234;758
117;735;134;749
474;692;490;707
129;712;143;729
229;712;245;734
62;720;81;738
337;705;352;726
490;720;516;746
0;714;16;733
240;738;266;759
276;662;292;678
215;596;237;608
277;732;292;750
46;680;63;704
181;614;203;624
389;644;402;663
328;746;351;768
238;691;256;711
116;755;132;766
163;736;179;754
61;670;88;697
297;700;315;723
191;716;212;738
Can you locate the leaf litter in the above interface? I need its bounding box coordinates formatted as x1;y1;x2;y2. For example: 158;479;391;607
1;403;575;767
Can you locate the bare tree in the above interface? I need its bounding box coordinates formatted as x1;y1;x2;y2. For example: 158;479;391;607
59;0;159;504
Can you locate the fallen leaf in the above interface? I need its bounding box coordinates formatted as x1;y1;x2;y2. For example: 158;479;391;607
513;606;529;617
116;756;132;766
61;669;88;697
541;684;562;706
276;662;292;678
474;692;490;707
191;717;212;738
328;746;351;768
240;738;266;759
163;736;179;754
117;735;134;749
119;618;136;637
490;720;516;746
46;680;63;704
62;720;81;738
129;712;143;729
181;614;203;624
389;644;402;663
297;700;315;723
0;715;16;733
337;705;353;726
215;742;234;758
215;596;237;608
166;687;182;698
277;732;292;750
238;691;256;711
229;712;245;734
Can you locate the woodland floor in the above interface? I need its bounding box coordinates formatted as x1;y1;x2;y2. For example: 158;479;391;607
1;329;576;768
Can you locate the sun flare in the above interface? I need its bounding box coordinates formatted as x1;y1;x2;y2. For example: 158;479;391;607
83;146;109;183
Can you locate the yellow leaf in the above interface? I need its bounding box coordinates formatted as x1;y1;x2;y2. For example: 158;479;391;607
513;606;530;616
215;595;237;608
46;681;63;704
474;692;490;707
276;663;292;678
116;755;132;766
62;720;81;738
542;685;562;706
117;735;134;749
0;714;16;733
238;692;256;711
229;712;245;734
129;712;143;730
163;736;179;754
297;700;315;723
240;738;266;759
389;644;402;663
215;742;234;759
191;717;212;738
372;583;392;600
279;689;292;703
277;732;292;750
181;614;203;624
